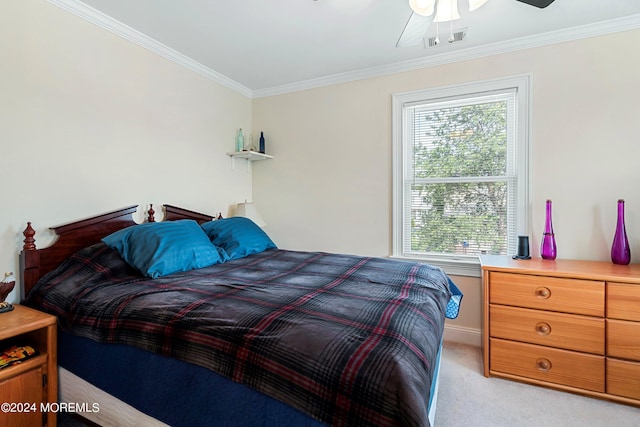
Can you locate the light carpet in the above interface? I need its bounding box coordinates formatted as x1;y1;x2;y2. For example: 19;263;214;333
434;341;640;427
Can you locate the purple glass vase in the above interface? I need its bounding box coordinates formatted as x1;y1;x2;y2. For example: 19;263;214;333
611;199;630;265
541;199;557;260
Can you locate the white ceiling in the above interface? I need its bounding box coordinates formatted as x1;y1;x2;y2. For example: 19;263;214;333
51;0;640;97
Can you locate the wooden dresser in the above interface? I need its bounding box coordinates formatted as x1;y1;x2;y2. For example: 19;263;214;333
480;255;640;406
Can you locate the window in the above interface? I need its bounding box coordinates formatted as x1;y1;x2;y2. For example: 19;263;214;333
392;76;529;276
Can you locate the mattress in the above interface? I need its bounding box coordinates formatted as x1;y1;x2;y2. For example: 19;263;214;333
59;367;169;427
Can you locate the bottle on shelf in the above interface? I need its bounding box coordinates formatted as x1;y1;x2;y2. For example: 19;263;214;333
236;128;244;152
259;132;265;154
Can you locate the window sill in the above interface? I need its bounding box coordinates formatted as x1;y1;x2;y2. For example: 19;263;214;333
389;254;482;278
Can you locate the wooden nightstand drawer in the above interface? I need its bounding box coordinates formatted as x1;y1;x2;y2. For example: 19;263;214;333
490;338;605;392
0;367;45;427
490;305;604;354
607;358;640;400
607;319;640;360
489;272;604;316
607;282;640;321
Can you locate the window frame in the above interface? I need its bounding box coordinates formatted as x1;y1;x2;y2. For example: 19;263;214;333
391;75;531;277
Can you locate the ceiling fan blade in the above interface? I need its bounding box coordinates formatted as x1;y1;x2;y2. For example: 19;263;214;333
396;12;432;47
514;0;556;8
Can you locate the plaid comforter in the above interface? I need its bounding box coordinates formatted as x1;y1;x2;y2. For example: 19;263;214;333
26;243;452;427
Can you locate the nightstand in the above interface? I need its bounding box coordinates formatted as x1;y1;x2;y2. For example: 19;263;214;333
0;305;57;427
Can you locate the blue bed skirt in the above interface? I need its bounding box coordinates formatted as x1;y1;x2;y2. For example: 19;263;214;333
58;331;326;427
58;330;445;427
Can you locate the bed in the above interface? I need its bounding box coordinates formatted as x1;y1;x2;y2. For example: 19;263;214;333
20;204;461;427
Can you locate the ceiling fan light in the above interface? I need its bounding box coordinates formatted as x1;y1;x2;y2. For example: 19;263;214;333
409;0;436;17
468;0;489;11
433;0;460;22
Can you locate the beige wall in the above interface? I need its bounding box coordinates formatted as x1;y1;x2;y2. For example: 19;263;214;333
1;0;253;302
253;29;640;342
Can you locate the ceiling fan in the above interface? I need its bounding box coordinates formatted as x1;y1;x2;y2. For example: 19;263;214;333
397;0;556;47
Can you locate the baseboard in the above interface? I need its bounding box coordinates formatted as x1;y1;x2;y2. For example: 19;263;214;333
443;324;481;347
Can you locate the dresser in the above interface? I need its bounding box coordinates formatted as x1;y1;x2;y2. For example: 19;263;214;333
480;255;640;406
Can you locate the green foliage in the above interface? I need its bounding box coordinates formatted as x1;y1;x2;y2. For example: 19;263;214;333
410;102;509;255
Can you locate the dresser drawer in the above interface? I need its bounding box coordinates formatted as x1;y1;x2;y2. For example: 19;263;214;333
607;282;640;321
607;319;640;360
490;305;604;354
607;358;640;400
489;272;604;316
490;338;605;392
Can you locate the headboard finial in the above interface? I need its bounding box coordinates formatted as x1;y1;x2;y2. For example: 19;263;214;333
148;204;156;223
23;222;36;251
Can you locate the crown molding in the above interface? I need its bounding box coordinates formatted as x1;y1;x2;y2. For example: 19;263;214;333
254;13;640;98
47;1;640;99
47;0;253;98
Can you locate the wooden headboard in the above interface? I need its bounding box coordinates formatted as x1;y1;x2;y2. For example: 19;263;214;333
19;204;218;299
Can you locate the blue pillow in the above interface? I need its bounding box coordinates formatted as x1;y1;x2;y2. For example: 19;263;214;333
201;217;277;260
102;220;224;278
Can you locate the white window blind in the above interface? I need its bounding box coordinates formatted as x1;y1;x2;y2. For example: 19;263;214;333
392;76;529;274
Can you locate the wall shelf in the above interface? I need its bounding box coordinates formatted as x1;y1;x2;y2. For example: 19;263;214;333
226;151;273;171
227;151;273;161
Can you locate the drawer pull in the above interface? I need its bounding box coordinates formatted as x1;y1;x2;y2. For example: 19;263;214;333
536;358;552;371
535;287;551;299
535;322;551;335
